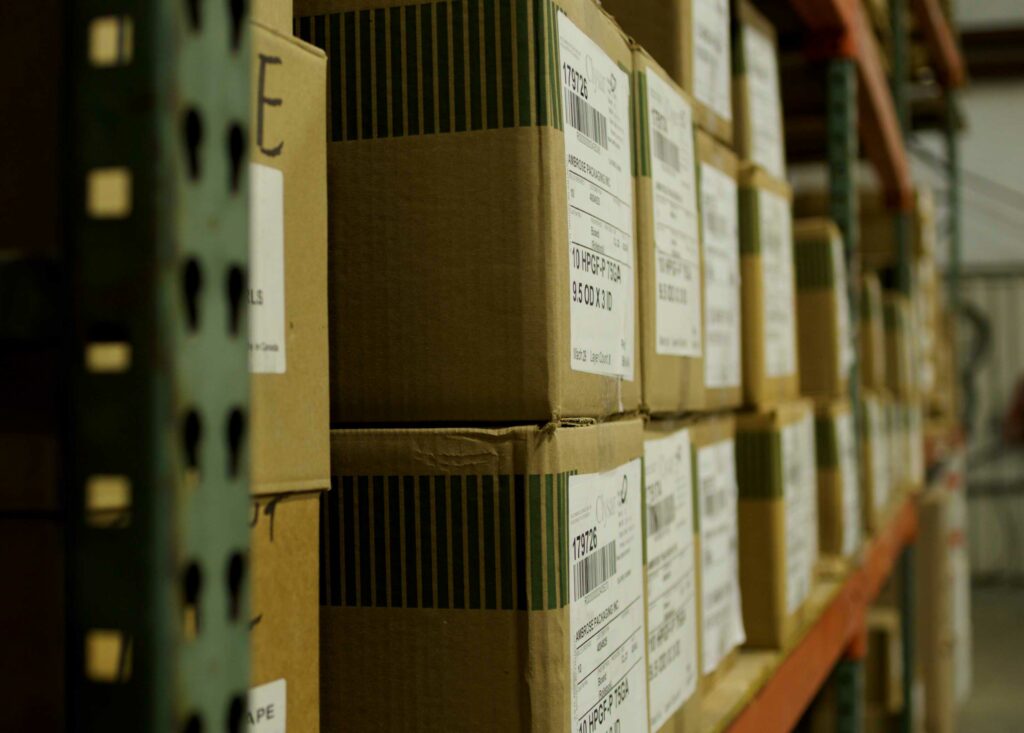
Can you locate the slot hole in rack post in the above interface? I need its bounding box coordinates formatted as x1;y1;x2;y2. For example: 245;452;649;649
226;408;245;478
228;124;245;192
228;0;246;51
182;563;203;639
227;694;246;733
183;713;203;733
184;109;203;180
183;259;203;331
227;552;245;620
184;410;202;480
226;266;245;336
186;0;201;30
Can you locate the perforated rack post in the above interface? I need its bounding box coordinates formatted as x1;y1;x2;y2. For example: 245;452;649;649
65;0;251;729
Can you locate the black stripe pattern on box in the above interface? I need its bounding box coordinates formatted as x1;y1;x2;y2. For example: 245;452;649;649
295;0;564;141
323;473;571;610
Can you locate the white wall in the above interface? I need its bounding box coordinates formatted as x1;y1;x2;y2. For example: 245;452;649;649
956;1;1024;29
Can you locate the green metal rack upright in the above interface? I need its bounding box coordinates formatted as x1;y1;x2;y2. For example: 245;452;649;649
63;0;251;729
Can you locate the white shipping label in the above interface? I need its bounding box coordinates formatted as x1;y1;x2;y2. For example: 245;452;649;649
249;163;287;374
644;431;699;731
248;678;286;733
693;0;733;122
741;25;785;178
569;457;648;733
645;68;702;358
832;237;855;380
696;439;745;674
781;417;815;615
559;13;636;380
836;412;862;556
758;189;797;378
700;163;742;389
868;400;890;512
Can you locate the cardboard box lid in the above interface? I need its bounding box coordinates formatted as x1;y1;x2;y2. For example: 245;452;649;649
253;0;293;35
696;129;738;176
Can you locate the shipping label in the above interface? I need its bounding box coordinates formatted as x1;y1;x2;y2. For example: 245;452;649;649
249;163;287;374
559;13;636;380
758;189;797;378
645;68;702;358
741;24;784;178
836;411;862;556
569;457;648;733
247;678;286;733
644;431;699;731
700;163;742;389
693;0;733;122
696;439;745;674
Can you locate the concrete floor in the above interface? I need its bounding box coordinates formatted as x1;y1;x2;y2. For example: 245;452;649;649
956;586;1024;732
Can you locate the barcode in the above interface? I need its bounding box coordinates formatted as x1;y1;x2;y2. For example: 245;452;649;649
573;540;617;600
652;130;680;172
647;496;677;536
564;89;608;149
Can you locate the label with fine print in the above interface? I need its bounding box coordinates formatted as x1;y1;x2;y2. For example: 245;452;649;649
249;162;287;375
247;678;286;733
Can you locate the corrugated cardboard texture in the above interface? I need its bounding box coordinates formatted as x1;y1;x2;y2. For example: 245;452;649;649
1;519;63;732
322;418;643;730
815;400;857;556
735;400;812;648
738;165;798;408
696;132;742;410
250;492;320;733
633;49;706;415
794;219;849;400
250;23;331;495
860;273;887;391
294;0;641;423
731;0;785;174
254;0;294;33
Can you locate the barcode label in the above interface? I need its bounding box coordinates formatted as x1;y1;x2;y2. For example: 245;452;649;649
564;89;608;149
647;496;677;536
653;130;681;172
573;541;617;600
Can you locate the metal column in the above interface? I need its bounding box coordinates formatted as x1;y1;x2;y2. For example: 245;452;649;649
834;658;866;733
64;0;251;729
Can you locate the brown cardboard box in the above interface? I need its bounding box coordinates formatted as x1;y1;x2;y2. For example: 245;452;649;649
249;491;320;733
632;47;705;415
735;400;818;648
814;400;862;557
916;488;955;733
253;0;292;33
1;519;63;733
738;165;799;408
690;414;744;681
644;420;702;732
860;273;888;392
295;0;641;423
883;292;915;401
601;0;734;144
322;418;648;730
860;391;891;532
794;219;853;401
866;607;905;714
732;1;785;179
697;132;743;410
249;21;330;496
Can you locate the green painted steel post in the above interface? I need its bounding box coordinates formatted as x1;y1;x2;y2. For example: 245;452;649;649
64;0;251;730
891;0;912;296
835;659;865;733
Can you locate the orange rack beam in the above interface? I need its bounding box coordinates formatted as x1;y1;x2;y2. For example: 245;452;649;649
910;0;967;88
726;497;919;733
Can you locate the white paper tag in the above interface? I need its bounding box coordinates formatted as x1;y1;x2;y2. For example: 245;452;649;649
645;68;702;358
247;678;286;733
832;237;854;381
696;439;745;674
836;411;861;556
868;399;889;512
741;24;784;178
781;417;815;614
700;162;742;389
758;189;796;378
559;13;636;380
692;0;732;122
569;457;648;733
249;162;287;374
644;431;698;731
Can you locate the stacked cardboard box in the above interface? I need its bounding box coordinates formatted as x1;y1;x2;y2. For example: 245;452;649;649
247;6;330;730
883;292;917;401
814;401;862;557
861;273;888;393
734;400;818;648
861;391;892;532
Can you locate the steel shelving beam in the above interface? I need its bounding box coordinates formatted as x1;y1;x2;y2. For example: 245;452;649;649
910;0;967;87
64;0;251;730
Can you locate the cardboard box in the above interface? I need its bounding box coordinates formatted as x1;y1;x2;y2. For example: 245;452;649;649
644;420;702;732
690;414;744;679
814;400;861;557
697;132;743;410
295;0;641;423
249;20;330;496
883;292;916;400
601;0;734;145
732;1;785;179
794;218;853;401
860;391;891;532
253;0;292;33
735;400;818;648
249;491;320;733
632;47;705;415
738;165;798;407
322;418;648;730
860;273;887;392
866;607;905;715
